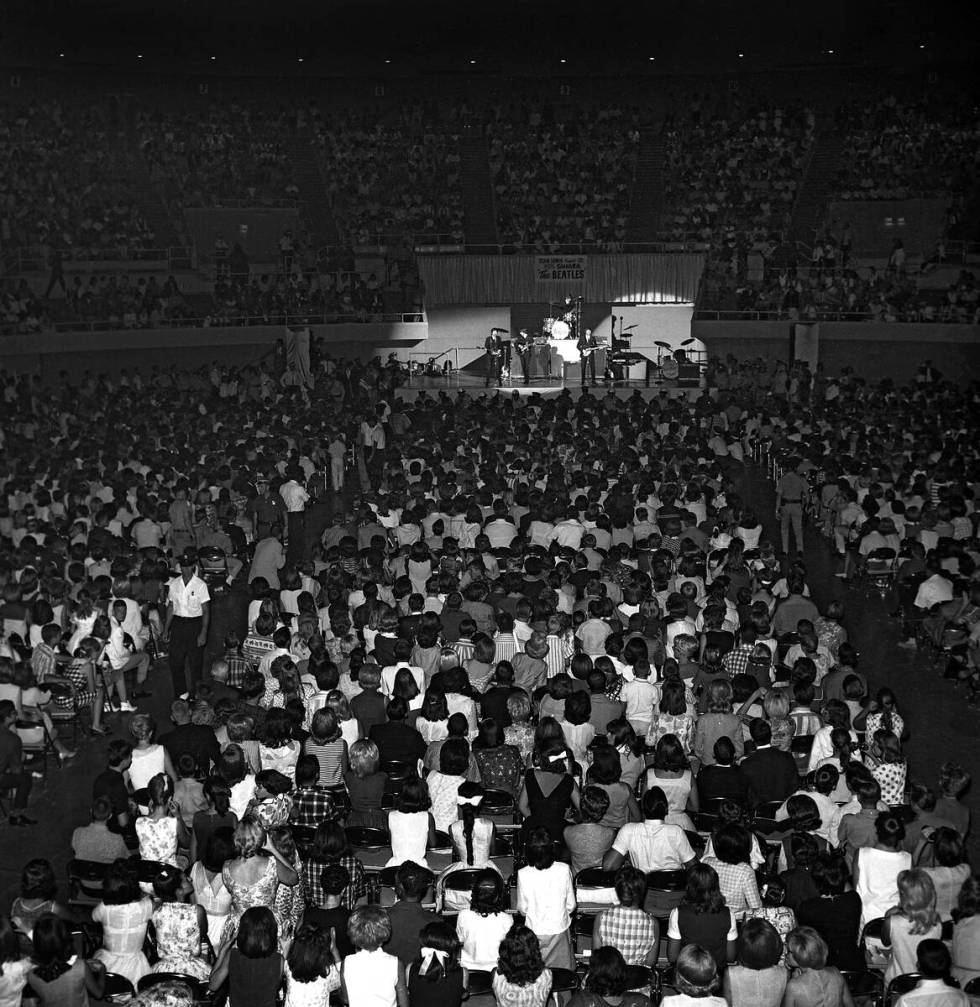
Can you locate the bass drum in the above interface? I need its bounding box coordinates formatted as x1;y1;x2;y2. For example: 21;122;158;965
551;319;570;340
660;357;680;380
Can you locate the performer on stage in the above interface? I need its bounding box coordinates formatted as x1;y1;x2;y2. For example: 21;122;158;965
577;327;598;386
484;328;504;387
534;333;552;380
514;328;532;385
562;294;578;340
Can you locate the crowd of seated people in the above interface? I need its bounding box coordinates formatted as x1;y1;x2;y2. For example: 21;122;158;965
205;270;402;327
833;93;980;201
487;103;639;250
138;103;300;209
0;274;200;335
698;260;980;323
0;100;156;259
660;98;815;249
0;349;976;1003
312;107;464;247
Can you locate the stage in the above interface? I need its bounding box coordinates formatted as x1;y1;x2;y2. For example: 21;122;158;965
398;371;705;401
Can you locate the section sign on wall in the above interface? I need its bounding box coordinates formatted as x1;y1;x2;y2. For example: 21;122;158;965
534;255;587;283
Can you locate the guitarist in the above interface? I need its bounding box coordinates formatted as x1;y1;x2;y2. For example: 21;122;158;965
484;327;504;388
514;328;532;385
577;327;598;386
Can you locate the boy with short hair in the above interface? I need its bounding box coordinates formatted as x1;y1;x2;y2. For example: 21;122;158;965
221;632;251;689
173;752;207;830
290;754;338;828
343;905;407;1007
350;663;386;736
837;776;884;867
385;861;441;967
894;939;970;1006
92;739;136;841
303;863;354;957
619;659;658;737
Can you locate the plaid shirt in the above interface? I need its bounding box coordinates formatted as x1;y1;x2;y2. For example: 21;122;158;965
595;905;659;965
302;853;367;911
702;857;761;917
722;644;754;679
225;651;252;689
291;786;340;828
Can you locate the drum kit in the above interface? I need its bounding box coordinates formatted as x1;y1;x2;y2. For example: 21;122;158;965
654;337;703;383
542;315;572;340
542;295;582;341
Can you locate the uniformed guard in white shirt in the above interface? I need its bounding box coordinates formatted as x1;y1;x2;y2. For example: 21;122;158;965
775;457;810;557
164;551;211;700
279;470;310;566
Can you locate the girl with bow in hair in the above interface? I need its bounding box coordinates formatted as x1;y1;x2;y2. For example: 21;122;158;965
436;782;503;911
407;922;467;1007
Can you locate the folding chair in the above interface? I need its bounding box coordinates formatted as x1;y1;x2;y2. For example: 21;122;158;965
67;859;108;909
840;969;884;1006
790;734;815;776
572;868;618;956
137;971;209;998
751;800;783;835
862;548;897;597
45;677;85;746
102;972;137;1003
885;973;923;1006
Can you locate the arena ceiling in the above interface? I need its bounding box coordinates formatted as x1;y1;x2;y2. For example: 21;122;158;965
3;0;978;74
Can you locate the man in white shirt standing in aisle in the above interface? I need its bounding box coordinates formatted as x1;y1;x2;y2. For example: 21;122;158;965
280;468;310;565
164;552;211;701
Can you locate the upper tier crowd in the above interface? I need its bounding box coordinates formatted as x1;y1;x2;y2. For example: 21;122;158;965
661;98;815;250
0;100;156;259
312;108;464;248
0;350;977;1006
833;94;980;202
139;104;299;211
486;104;639;250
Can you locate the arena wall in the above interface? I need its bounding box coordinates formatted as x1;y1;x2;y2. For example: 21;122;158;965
0;319;427;380
695;320;980;383
1;318;977;385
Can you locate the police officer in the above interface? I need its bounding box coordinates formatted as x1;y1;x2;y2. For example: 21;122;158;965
775;457;809;556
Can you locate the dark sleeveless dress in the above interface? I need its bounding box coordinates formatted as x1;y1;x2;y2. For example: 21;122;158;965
675;905;733;968
522;771;575;841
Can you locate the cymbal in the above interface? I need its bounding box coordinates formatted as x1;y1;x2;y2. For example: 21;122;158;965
680;337;695;346
623;324;638;330
654;340;671;348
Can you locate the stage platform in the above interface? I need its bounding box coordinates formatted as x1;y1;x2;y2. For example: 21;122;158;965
399;372;704;401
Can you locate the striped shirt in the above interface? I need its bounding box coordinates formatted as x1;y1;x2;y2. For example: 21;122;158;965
304;739;347;788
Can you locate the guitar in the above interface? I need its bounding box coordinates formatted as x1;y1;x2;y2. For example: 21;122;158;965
579;343;600;358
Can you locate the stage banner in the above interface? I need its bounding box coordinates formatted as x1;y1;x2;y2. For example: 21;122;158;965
418;253;705;304
534;255;587;283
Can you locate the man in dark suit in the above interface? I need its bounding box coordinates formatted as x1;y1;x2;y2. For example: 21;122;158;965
369;697;426;765
577;327;599;385
484;328;504;387
514;328;532;385
739;719;799;806
159;698;221;777
696;736;751;804
479;662;522;728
